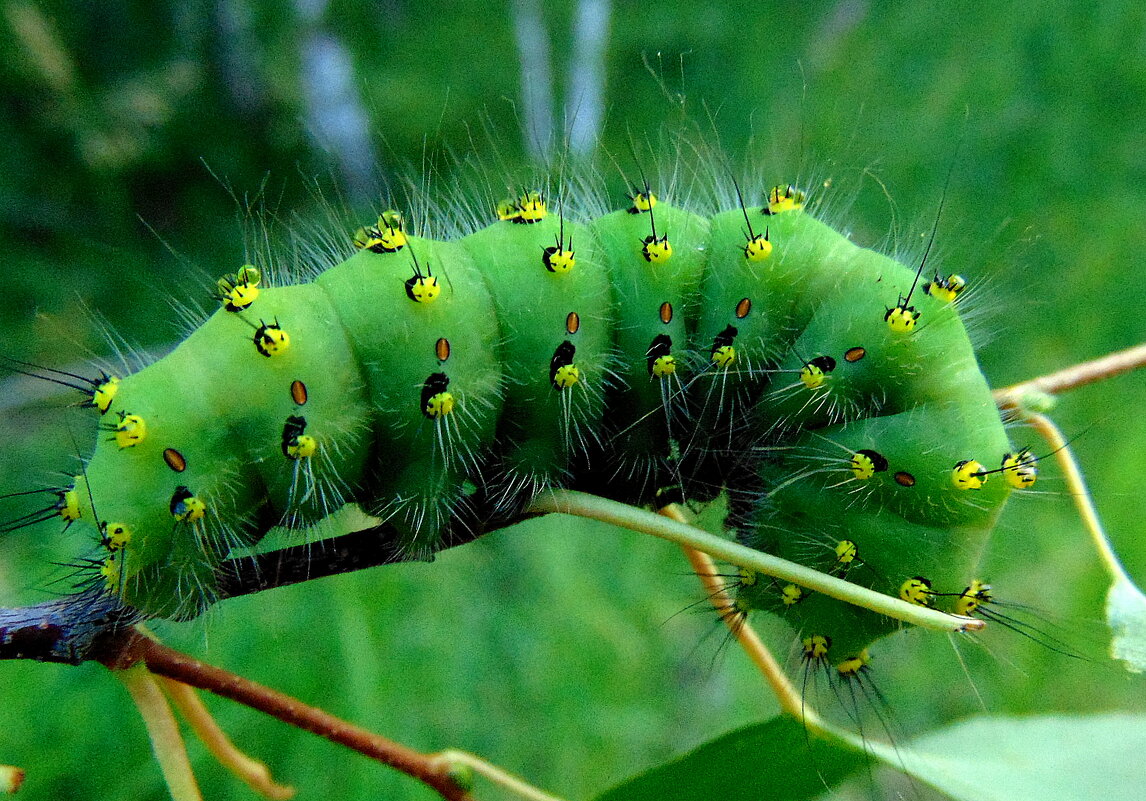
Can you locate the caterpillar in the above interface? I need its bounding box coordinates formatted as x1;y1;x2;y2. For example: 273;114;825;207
5;3;1145;797
3;171;1018;677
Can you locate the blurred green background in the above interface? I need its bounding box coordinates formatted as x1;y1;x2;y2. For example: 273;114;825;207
2;0;1145;799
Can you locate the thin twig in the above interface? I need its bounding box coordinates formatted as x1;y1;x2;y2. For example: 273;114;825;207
117;665;204;801
993;342;1146;408
528;490;983;634
1022;413;1131;586
659;505;826;730
431;750;568;801
659;508;878;758
1011;411;1146;672
158;677;296;800
102;631;474;801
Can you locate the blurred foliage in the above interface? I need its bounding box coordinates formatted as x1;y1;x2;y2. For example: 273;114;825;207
1;1;1145;799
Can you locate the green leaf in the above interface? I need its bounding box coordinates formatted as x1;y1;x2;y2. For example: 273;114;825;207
1107;575;1146;672
595;713;1146;801
590;716;868;801
897;714;1146;801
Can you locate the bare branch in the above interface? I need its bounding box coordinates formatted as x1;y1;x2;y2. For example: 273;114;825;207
102;630;475;801
994;342;1146;408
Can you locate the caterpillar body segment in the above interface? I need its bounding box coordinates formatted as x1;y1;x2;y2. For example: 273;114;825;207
459;208;612;498
736;350;1008;660
685;198;1013;666
78;283;377;614
49;183;1016;666
316;235;503;551
585;201;710;495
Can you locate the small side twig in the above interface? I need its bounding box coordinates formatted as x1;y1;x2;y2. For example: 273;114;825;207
993;342;1146;408
658;504;826;731
1023;413;1126;579
659;507;879;758
430;750;567;801
158;677;295;800
117;664;204;801
992;346;1146;673
101;630;474;801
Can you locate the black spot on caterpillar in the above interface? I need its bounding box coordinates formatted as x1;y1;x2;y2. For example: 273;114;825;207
4;178;1023;671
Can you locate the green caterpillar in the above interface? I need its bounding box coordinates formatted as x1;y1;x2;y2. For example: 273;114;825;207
6;179;1025;670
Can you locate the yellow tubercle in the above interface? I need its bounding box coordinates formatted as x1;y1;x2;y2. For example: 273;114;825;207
952;459;987;490
352;226;374;249
766;185;805;214
287;434;317;459
425;392;455;418
56;488;81;523
651;354;676;378
1002;449;1039;489
641;235;673;264
552;364;580;389
924;273;967;303
629;191;657;213
743;233;772;261
223;283;259;312
800;363;825;388
100;521;132;551
376;227;408;252
406;274;441;303
543;244;576;273
836;650;870;677
835;539;858;565
353;211;407;252
515;191;547;224
379;209;404;230
421;374;454;418
170;487;206;523
711;345;736;369
802;634;831;660
955;580;992;616
849;449;887;480
780;583;804;606
496;198;521;221
254;322;290;358
899;576;933;606
113;413;147;449
91;376;120;414
99;556;121;592
885;302;920;333
216;265;261;312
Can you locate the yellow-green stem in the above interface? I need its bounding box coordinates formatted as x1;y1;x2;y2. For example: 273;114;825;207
431;750;568;801
158;677;295;800
117;664;204;801
527;490;983;634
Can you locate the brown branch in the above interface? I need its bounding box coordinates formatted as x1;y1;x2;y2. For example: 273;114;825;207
98;630;474;801
0;590;138;664
994;342;1146;408
0;520;492;665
